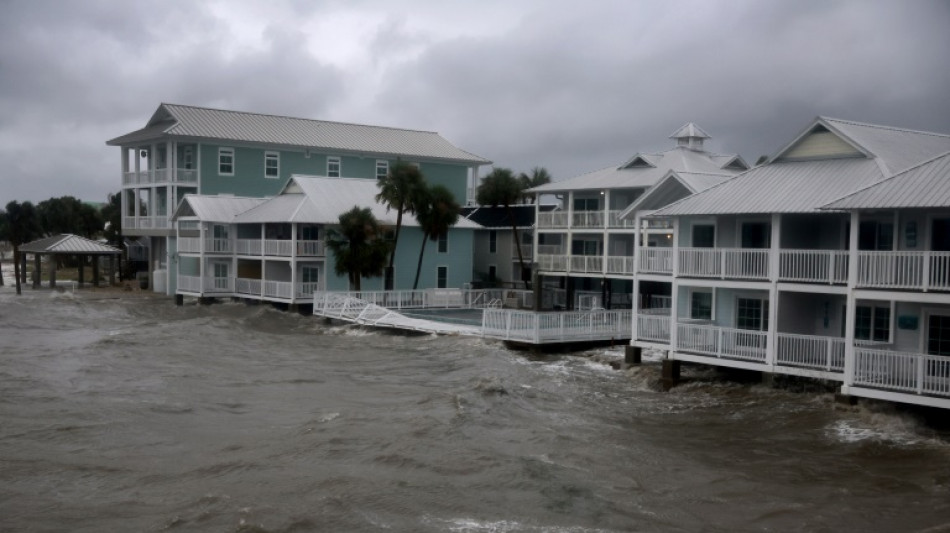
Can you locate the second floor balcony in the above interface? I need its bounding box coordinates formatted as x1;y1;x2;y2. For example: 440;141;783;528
123;216;171;231
177;237;326;258
123;168;199;186
536;253;636;275
537;210;639;230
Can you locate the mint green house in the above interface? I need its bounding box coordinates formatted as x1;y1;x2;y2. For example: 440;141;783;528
107;103;490;294
171;176;478;304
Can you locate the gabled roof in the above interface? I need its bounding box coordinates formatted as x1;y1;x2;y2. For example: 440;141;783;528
529;145;743;194
653;117;950;217
619;170;735;219
232;175;480;228
172;196;266;222
107;103;490;165
461;204;556;229
670;122;710;140
822;151;950;210
20;234;120;255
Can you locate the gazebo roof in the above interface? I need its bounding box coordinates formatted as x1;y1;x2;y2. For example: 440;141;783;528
19;234;121;255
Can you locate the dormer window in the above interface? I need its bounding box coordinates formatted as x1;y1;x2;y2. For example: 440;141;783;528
327;156;341;177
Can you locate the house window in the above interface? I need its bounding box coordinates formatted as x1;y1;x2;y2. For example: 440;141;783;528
438;233;448;253
572;240;600;256
488;265;497;281
489;230;497;253
183;146;194;170
327;156;341;177
927;314;950;356
692;224;715;248
302;266;320;284
437;266;448;288
212;262;229;289
219;148;234;175
736;297;769;331
265;152;279;178
858;220;894;250
376;160;388;180
299;225;319;241
855;305;890;342
573;197;599;211
690;290;713;320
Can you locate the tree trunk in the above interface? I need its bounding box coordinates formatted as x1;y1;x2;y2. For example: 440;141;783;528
389;208;403;269
13;247;21;295
508;205;529;289
412;233;429;290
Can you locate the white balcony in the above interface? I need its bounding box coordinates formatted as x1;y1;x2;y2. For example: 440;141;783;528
637;314;671;343
570;255;603;273
853;348;950;398
607;210;637;229
638;248;673;274
537;211;569;229
235;278;322;300
676;322;768;363
297;240;326;257
264;240;293;257
678;248;769;280
122;167;198;186
606;256;635;275
123;216;170;231
776;333;845;372
537;253;568;272
235;239;263;255
482;308;632;344
511;242;533;260
856;251;950;291
178;275;232;294
572;211;604;229
779;250;848;284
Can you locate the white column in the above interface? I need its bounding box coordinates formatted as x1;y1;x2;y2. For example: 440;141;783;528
567;191;574;274
842;210;860;391
766;213;781;368
198;223;206;294
602;189;610;275
533;200;540;260
291;223;298;301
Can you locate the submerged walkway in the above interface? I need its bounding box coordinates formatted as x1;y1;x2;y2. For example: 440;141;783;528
313;290;632;345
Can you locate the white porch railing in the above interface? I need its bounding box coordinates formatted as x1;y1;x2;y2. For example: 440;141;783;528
123;216;170;231
313;288;509;313
607;210;637;229
638;248;673;274
296;282;321;298
178;237;201;253
779;250;848;284
177;275;232;293
482;309;632;344
537;253;568;272
264;240;294;257
536;244;564;255
537;211;569;228
122;168;197;186
572;211;604;228
775;333;845;372
676;323;768;363
678;248;769;280
857;251;950;291
606;256;635;275
205;238;231;253
235;239;262;255
235;277;261;296
571;255;603;273
637;314;671;343
263;280;293;299
853;348;950;397
297;240;326;257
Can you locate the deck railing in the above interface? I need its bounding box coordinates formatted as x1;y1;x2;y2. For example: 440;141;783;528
637;314;671;343
235;239;262;255
297;240;326;257
536;244;564;255
606;256;635;275
676;323;768;363
853;348;950;397
638;248;673;274
537;212;569;228
178;237;201;253
482;308;631;344
123;216;171;231
313;288;509;313
571;255;603;273
537;253;568;272
607;210;637;228
857;251;950;291
775;333;845;372
779;250;849;284
572;211;604;228
235;277;261;296
264;239;293;257
205;238;231;253
122;168;197;186
678;248;769;280
177;275;232;294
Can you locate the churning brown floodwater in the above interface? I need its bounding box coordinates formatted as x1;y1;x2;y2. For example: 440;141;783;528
1;283;949;532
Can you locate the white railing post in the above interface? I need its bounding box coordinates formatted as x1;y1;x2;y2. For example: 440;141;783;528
916;356;925;395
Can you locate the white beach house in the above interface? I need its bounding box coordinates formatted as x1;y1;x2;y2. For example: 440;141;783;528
630;117;950;409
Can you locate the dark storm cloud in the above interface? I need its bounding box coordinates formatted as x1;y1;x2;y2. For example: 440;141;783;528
0;1;344;203
0;0;948;203
371;0;950;180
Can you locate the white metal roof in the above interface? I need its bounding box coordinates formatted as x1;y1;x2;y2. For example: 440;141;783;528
619;171;736;218
173;196;266;222
107;103;490;165
822;151;950;210
669;122;711;140
20;234;121;255
653;117;950;217
232;175;481;229
529;146;742;194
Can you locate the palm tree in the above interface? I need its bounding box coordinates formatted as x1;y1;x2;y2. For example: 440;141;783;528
325;206;391;291
476;167;530;288
4;201;41;295
518;166;552;204
375;161;424;289
412;184;461;290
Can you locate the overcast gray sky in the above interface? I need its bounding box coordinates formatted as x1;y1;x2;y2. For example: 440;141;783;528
2;0;949;204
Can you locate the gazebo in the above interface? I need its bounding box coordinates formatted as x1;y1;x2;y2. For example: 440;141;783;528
18;234;122;289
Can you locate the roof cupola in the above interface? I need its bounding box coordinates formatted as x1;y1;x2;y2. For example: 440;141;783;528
670;122;711;151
